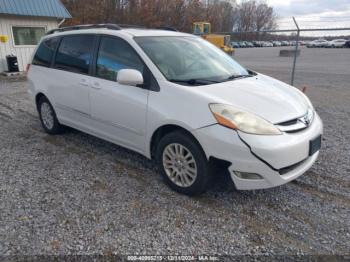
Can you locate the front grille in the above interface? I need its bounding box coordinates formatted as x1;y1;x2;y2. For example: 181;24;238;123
276;109;314;133
276;118;308;133
278;118;298;126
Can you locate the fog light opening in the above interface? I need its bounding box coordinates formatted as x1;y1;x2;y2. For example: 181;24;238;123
234;172;263;180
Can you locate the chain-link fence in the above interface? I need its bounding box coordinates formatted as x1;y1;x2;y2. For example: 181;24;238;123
215;17;350;88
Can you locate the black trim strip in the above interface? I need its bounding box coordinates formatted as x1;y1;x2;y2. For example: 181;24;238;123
91;35;101;77
51;36;62;68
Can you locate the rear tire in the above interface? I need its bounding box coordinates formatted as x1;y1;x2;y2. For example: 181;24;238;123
37;96;64;135
156;131;212;196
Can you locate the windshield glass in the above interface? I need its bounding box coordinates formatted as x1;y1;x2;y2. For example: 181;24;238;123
135;36;249;84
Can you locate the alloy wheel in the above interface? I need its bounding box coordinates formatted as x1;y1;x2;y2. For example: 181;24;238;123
40;102;54;130
162;143;197;188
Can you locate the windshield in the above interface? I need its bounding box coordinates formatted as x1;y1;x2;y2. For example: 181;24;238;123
135;36;249;84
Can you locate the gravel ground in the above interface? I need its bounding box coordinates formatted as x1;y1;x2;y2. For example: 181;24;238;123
0;47;349;258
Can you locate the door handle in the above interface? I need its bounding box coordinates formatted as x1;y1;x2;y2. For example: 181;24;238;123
79;79;89;87
91;82;102;90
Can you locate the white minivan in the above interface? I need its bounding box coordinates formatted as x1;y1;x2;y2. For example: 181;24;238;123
27;24;323;195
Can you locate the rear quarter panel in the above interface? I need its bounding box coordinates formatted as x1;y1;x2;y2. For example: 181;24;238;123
27;65;56;105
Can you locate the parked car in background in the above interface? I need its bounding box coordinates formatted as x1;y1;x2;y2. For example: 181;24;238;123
262;41;273;47
27;24;323;195
281;41;289;46
327;39;347;48
273;41;281;47
345;40;350;48
238;41;246;48
231;41;240;48
307;39;328;48
245;41;254;48
253;41;262;47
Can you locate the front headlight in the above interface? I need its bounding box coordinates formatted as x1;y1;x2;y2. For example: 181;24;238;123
209;104;282;135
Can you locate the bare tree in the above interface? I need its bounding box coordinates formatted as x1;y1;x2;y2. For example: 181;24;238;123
254;2;277;31
233;0;276;33
61;0;274;34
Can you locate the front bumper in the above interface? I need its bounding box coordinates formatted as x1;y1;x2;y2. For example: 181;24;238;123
193;113;323;190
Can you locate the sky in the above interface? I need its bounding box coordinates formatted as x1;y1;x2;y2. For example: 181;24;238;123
240;0;350;36
267;0;350;36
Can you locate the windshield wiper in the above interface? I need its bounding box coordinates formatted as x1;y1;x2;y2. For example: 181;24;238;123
169;79;219;86
226;74;252;81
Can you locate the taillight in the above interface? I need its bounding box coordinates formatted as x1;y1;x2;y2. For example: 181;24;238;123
26;64;31;74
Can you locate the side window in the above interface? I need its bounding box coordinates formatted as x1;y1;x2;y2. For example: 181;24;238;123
32;38;59;67
54;35;95;74
96;36;144;82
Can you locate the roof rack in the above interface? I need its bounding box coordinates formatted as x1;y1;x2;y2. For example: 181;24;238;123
46;23;179;35
46;24;122;35
118;24;147;29
156;26;178;32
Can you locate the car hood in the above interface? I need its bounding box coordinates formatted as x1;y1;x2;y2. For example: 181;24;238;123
195;73;309;124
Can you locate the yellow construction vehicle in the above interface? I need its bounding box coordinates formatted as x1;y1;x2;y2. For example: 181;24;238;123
193;22;234;56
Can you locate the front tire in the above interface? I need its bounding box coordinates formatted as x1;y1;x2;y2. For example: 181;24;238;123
38;96;63;135
156;131;212;196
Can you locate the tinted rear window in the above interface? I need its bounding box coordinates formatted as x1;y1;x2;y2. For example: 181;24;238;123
32;38;59;67
54;35;95;74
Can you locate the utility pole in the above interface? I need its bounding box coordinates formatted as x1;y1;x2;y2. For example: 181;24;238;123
291;16;300;86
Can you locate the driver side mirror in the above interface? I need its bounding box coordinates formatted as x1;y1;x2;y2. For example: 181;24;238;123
117;69;144;87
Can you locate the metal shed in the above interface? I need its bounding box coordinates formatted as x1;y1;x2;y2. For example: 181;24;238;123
0;0;71;72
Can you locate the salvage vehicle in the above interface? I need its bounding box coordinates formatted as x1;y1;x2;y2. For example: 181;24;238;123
238;41;247;48
272;41;282;47
27;24;323;195
231;41;240;48
245;41;254;48
327;39;347;48
307;39;328;48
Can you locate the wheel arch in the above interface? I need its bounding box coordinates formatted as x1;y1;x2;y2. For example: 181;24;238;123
35;92;48;111
149;124;205;160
